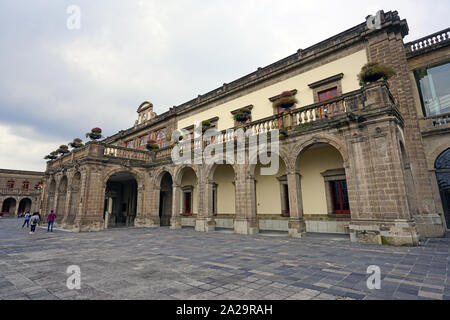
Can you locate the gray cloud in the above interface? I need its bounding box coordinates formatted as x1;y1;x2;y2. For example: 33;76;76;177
0;0;448;171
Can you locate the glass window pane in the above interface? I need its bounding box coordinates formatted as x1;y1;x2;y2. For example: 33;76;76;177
415;62;450;116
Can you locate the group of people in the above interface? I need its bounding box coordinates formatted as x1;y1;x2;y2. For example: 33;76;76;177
20;210;57;234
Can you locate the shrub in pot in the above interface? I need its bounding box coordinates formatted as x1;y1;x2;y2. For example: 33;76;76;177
358;62;396;86
85;127;103;140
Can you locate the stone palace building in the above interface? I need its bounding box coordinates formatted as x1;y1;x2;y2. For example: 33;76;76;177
0;169;44;216
39;10;450;246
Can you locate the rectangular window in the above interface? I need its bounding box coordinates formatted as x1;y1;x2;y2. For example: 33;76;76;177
23;181;29;191
138;135;148;150
330;180;350;214
125;140;135;149
7;181;14;190
414;61;450;117
318;87;338;102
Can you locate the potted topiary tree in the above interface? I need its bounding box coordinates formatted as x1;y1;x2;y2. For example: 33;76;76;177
85;127;103;140
273;91;298;130
145;140;160;150
358;62;396;86
56;145;70;155
273;91;298;112
69;138;84;149
44;151;59;160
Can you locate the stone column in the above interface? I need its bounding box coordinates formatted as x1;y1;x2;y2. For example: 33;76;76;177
234;171;259;235
287;170;306;238
170;184;182;230
195;179;216;232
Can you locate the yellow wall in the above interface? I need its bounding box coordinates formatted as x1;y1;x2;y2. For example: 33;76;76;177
254;159;286;215
213;165;235;214
180;168;198;213
298;145;344;215
177;50;367;131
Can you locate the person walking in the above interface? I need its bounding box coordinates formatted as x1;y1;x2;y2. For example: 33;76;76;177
21;212;31;228
29;213;40;234
47;210;56;232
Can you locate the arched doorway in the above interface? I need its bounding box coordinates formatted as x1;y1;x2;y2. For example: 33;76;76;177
105;172;138;228
297;143;349;234
18;198;32;214
436;148;450;229
1;198;16;216
177;167;198;216
159;172;173;226
212;164;235;229
254;156;289;232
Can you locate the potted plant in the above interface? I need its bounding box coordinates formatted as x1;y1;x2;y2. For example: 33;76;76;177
273;91;298;112
201;120;211;133
85;127;103;140
234;108;252;124
358;62;396;86
44;151;59;160
56;145;70;155
145;140;160;150
69;138;84;149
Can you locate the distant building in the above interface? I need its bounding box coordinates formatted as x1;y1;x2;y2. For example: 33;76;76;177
41;10;449;246
0;169;44;216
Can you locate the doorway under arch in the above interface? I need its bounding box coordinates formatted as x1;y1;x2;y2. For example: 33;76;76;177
18;198;32;214
435;148;450;229
159;172;173;226
105;172;138;228
1;198;16;216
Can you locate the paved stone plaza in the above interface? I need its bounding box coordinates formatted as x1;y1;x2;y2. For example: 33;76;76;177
0;217;449;300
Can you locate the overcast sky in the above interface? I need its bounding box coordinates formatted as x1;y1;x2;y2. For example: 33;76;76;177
0;0;448;172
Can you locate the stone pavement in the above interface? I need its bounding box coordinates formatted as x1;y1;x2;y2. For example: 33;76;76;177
0;217;449;300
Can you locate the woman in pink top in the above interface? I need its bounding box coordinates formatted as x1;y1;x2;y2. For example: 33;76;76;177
47;210;56;232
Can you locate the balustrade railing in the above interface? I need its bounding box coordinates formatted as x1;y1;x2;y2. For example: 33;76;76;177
406;28;450;55
430;112;450;127
103;145;151;161
0;188;40;195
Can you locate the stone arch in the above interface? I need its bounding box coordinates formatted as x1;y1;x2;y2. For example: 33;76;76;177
204;162;239;183
292;135;349;169
435;148;450;229
18;197;32;214
173;164;200;186
102;167;143;188
429;143;450;171
152;166;175;187
2;197;17;216
247;147;291;177
55;176;68;222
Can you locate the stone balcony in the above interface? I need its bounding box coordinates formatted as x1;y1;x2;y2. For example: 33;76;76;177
46;81;397;170
0;188;40;197
418;112;450;137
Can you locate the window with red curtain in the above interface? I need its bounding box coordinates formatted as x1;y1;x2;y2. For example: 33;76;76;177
138;135;149;150
318;87;338;102
7;181;14;190
330;180;350;214
23;181;29;191
125;140;135;149
156;130;167;148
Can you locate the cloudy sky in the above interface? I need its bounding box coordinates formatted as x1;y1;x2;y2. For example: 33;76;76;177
0;0;448;172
